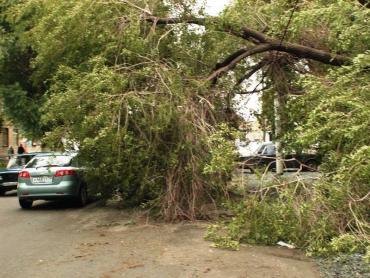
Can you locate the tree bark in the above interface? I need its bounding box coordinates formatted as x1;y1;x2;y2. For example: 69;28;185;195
274;91;284;175
145;16;351;69
207;44;273;81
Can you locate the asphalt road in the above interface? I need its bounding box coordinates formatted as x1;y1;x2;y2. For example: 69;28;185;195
0;191;321;278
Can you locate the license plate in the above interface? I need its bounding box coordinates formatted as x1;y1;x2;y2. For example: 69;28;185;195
32;176;53;184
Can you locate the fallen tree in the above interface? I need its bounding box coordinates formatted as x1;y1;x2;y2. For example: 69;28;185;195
1;0;368;225
145;15;351;82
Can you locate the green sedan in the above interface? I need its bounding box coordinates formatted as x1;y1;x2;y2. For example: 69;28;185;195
17;153;87;209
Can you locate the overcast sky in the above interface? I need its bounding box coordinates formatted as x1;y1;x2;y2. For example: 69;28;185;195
203;0;260;121
205;0;231;15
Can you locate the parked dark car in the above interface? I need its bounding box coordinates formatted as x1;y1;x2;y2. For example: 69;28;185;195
239;142;321;173
0;153;47;195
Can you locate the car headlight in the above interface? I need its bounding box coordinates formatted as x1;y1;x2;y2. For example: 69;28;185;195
0;176;3;181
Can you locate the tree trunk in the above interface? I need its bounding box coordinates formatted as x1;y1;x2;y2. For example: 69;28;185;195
274;91;284;175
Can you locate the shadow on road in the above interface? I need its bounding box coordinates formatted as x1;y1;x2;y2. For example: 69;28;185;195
30;200;82;210
1;191;99;211
1;191;17;197
29;198;99;211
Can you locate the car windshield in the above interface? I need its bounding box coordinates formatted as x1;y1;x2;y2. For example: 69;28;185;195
7;156;33;169
26;155;73;168
256;146;263;155
256;143;276;155
256;144;269;155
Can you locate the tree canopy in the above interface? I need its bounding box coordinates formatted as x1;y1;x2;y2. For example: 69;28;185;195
0;0;369;224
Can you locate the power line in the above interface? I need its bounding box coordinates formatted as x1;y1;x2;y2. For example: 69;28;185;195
279;0;300;46
269;0;301;70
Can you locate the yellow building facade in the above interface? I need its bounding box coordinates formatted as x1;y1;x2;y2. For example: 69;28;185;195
0;120;42;160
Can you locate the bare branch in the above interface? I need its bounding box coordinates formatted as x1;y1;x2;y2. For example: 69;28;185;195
271;42;348;66
236;58;270;85
234;68;269;95
209;48;253;84
145;16;351;67
117;0;152;15
213;48;251;72
207;44;273;81
358;0;370;8
236;88;266;94
145;16;207;26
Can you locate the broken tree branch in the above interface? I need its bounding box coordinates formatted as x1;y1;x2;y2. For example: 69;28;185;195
145;16;351;67
206;44;273;81
236;58;270;85
209;48;253;84
236;87;267;94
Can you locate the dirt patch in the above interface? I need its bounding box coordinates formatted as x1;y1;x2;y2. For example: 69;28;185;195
65;206;321;278
0;197;321;278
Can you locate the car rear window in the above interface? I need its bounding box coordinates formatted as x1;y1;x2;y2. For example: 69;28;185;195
7;156;34;169
26;155;73;168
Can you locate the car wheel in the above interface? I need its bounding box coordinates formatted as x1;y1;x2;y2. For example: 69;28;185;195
76;185;88;207
0;189;5;196
245;166;255;174
19;199;33;209
305;160;318;172
268;162;276;172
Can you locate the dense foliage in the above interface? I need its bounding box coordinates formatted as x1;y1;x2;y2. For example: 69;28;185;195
205;1;370;257
207;56;370;255
0;0;242;220
0;0;368;256
0;0;42;136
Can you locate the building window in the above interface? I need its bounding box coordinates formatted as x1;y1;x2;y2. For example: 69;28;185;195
1;128;9;146
13;128;19;146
